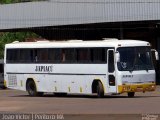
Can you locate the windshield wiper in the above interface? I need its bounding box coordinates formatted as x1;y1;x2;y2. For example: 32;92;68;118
129;56;137;73
144;65;149;72
129;63;136;73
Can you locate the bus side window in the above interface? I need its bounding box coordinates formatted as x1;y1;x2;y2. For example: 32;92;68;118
91;48;106;63
48;49;61;63
62;49;76;63
19;49;33;63
37;49;48;63
29;49;34;62
61;49;65;62
6;49;19;63
77;48;90;63
48;49;54;63
34;49;38;62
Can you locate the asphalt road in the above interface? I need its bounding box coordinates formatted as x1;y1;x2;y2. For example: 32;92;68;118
0;86;160;120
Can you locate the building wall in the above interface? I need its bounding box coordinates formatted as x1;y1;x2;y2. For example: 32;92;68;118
0;0;160;30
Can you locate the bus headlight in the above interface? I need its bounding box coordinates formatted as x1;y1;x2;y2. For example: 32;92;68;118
150;85;156;89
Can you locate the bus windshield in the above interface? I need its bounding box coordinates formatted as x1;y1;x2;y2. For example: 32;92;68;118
117;47;154;71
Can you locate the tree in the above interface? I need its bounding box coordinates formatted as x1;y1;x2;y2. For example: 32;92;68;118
0;32;39;58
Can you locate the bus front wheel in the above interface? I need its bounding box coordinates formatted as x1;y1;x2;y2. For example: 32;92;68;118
26;80;43;97
127;92;135;98
0;86;7;89
97;81;104;98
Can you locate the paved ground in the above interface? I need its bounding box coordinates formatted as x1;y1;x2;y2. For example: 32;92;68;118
0;86;160;120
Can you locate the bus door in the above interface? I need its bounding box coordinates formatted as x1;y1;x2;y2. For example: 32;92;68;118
107;49;117;93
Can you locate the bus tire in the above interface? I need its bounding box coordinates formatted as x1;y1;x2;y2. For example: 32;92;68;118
26;80;43;97
37;92;44;97
0;86;7;89
97;81;104;98
128;92;135;98
54;93;67;97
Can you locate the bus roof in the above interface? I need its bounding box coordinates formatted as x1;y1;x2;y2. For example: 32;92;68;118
5;39;150;49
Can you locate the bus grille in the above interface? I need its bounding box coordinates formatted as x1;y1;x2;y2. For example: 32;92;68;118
8;74;17;86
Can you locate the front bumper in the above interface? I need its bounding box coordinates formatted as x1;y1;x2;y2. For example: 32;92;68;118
118;83;156;93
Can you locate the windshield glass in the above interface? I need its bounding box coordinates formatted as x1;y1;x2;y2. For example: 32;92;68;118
117;47;154;71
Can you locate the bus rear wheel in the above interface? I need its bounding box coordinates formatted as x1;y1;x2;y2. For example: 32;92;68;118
97;81;104;98
128;92;135;98
26;80;43;97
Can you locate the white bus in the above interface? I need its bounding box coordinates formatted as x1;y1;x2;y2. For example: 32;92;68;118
4;39;157;97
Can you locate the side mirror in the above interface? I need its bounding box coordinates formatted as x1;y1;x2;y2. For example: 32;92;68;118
155;51;159;61
115;52;120;62
151;49;159;61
